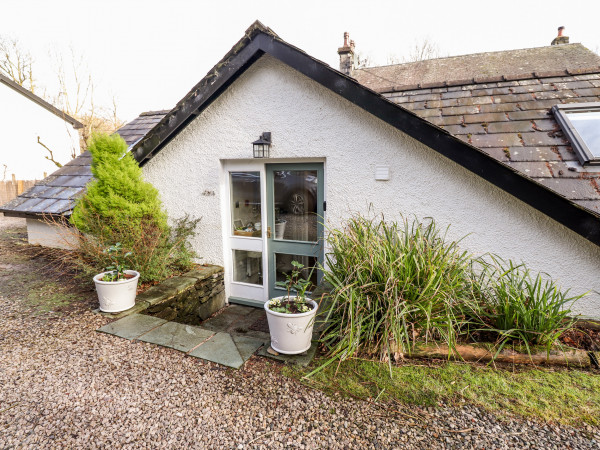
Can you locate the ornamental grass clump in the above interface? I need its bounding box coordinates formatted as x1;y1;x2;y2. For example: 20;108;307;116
318;214;479;369
476;257;585;355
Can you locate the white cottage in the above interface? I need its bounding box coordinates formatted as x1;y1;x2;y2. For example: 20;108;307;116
0;73;82;181
3;22;600;318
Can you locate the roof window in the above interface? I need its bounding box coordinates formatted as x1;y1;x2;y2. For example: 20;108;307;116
553;103;600;165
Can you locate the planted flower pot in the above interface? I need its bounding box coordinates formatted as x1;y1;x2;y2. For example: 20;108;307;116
264;296;318;354
94;270;140;313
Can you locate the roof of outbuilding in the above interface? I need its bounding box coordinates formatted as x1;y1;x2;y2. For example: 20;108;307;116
353;44;600;92
0;110;167;218
0;73;84;129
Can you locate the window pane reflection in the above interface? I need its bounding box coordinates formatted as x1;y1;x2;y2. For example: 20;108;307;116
273;170;318;242
232;250;263;285
275;253;318;290
231;172;262;237
566;110;600;157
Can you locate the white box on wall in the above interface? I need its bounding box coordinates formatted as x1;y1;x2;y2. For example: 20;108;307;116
375;166;390;181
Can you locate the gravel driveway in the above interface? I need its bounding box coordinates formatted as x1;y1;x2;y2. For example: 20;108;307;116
1;218;599;449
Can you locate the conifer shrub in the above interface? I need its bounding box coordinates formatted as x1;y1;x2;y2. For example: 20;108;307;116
70;133;167;235
69;133;199;283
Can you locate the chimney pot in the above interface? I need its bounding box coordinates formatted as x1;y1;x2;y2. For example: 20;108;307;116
338;32;356;76
551;26;569;46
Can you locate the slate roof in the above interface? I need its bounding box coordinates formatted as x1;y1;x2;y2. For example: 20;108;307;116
353;44;600;92
0;110;167;218
0;73;83;129
371;69;600;213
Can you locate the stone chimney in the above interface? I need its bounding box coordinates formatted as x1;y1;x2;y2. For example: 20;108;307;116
338;32;355;76
551;26;569;45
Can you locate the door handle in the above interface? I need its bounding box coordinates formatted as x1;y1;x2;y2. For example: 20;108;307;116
267;226;272;238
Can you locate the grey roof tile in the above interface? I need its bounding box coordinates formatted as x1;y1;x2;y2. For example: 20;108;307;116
534;178;600;200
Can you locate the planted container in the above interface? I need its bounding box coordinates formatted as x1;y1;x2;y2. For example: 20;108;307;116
94;270;140;313
264;296;318;354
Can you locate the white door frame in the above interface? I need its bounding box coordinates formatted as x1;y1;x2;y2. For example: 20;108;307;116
220;158;327;307
221;160;269;307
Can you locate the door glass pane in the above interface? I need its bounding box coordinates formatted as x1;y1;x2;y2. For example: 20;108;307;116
233;250;263;285
273;170;318;242
231;172;261;237
275;254;318;291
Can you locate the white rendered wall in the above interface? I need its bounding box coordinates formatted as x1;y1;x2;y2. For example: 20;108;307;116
143;55;600;318
0;84;80;180
26;218;77;250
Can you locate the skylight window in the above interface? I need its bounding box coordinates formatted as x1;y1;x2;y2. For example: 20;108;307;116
553;103;600;165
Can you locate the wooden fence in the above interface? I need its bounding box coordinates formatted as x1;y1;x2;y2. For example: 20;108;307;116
0;176;37;205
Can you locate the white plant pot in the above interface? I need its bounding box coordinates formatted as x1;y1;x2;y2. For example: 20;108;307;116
264;296;318;354
275;221;286;239
94;270;140;313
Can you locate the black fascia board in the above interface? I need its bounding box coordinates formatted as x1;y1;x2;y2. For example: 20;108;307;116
132;41;265;164
132;30;600;246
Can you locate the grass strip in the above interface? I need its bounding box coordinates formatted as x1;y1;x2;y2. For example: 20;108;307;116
285;357;600;426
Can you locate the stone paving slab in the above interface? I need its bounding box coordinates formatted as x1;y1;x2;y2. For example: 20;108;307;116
232;335;266;361
96;314;166;340
188;332;244;368
257;341;319;367
200;305;254;332
137;322;214;352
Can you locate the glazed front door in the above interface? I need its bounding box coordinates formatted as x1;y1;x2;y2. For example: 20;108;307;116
265;163;324;299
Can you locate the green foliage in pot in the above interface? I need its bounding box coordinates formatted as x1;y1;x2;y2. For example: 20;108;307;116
101;242;133;282
268;261;314;314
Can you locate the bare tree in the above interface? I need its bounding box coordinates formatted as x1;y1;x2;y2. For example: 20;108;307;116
355;51;374;69
403;38;443;62
0;39;125;163
0;35;35;92
52;48;124;150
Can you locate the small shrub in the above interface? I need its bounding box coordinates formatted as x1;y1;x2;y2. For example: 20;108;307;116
317;214;479;369
68;133;200;283
475;257;585;354
71;213;200;283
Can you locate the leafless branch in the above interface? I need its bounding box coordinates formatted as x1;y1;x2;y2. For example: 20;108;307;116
37;136;63;168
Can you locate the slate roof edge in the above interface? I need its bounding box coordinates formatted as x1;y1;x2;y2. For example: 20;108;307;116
127;21;600;248
373;67;600;93
356;43;589;71
0;73;84;129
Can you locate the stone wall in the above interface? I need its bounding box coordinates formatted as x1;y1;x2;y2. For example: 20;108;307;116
139;265;225;325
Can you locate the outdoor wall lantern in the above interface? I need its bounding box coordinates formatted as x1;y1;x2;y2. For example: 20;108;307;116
252;132;272;158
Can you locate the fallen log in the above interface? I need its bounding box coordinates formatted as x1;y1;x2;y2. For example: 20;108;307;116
406;344;596;368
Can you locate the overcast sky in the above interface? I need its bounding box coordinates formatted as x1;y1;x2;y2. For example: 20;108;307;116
2;0;599;121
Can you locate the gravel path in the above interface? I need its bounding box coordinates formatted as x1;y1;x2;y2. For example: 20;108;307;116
1;220;599;448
